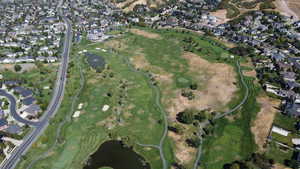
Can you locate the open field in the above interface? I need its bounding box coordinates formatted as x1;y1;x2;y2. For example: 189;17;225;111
201;75;260;169
274;0;300;20
286;0;300;19
113;0;165;12
15;27;258;169
251;96;280;151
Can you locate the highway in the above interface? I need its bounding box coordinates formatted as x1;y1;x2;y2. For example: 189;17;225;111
0;2;73;169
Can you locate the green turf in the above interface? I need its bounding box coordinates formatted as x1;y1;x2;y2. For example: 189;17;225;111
273;113;297;132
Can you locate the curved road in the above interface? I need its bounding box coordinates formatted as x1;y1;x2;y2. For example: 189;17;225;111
193;60;250;169
0;89;41;126
0;2;73;169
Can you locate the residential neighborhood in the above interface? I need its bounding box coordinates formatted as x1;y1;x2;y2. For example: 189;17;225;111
0;0;64;64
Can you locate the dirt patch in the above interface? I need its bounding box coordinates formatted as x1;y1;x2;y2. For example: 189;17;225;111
168;131;197;164
210;10;230;25
130;49;150;69
130;49;174;86
130;29;161;39
274;163;292;169
244;69;257;78
167;52;237;121
251;96;280;152
286;0;300;20
274;0;299;21
114;0;165;12
0;63;37;73
104;38;127;51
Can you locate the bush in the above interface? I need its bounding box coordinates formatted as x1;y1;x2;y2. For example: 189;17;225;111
14;64;22;72
176;110;194;124
259;0;276;10
186;137;201;148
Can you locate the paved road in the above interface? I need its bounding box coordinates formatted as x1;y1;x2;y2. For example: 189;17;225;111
193;60;250;169
0;2;73;169
0;89;41;126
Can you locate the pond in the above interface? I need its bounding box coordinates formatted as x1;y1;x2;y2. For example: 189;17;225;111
85;52;106;72
83;140;151;169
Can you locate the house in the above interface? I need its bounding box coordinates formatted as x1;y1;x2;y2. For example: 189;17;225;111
272;126;290;136
22;104;41;118
4;124;21;134
22;97;36;106
292;138;300;145
281;72;296;82
284;101;300;117
271;52;286;61
13;86;33;98
0;119;8;131
264;83;279;95
4;80;20;87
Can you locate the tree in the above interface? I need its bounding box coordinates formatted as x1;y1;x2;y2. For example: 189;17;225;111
230;163;240;169
186;137;201;148
176;110;194;124
190;83;198;90
14;64;22;72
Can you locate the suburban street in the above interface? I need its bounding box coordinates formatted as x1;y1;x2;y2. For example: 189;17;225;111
0;89;41;126
0;1;73;169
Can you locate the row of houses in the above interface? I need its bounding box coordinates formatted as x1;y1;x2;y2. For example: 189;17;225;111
0;56;57;64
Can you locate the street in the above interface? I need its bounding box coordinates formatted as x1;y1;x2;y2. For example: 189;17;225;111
0;2;73;169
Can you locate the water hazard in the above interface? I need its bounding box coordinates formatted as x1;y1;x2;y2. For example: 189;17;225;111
83;140;150;169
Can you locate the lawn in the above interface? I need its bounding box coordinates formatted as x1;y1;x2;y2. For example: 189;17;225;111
266;141;293;164
273;113;298;132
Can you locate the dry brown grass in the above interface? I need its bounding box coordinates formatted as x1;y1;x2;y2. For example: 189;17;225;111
0;63;37;73
251;96;280;151
210;9;230;25
286;0;300;19
244;69;257;78
167;52;237;121
130;29;161;39
104;38;127;51
114;0;166;12
168;132;197;164
274;163;292;169
274;0;299;20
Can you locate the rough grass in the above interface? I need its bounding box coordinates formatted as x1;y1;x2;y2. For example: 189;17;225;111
201;75;260;169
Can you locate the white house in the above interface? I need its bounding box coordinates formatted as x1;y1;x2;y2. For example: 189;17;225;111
272;126;290;137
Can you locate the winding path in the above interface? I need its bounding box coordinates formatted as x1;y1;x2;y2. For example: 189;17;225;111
193;60;250;169
119;51;169;169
